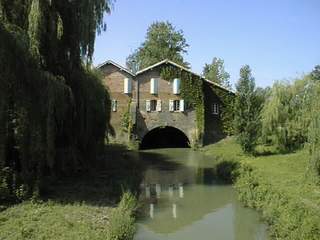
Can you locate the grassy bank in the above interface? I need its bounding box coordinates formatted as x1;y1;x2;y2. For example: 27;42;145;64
0;192;137;240
0;145;141;240
203;137;320;239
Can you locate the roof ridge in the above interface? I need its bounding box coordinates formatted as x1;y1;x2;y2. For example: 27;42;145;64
97;60;135;76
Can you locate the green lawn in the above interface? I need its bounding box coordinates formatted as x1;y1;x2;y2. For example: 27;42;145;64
203;137;319;201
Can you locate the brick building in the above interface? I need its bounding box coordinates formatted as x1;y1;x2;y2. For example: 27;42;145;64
98;59;233;148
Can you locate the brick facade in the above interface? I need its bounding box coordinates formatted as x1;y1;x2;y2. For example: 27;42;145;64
98;60;231;146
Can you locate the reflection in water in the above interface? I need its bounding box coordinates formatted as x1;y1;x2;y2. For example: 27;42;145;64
135;149;268;240
150;203;154;219
172;203;177;219
179;183;184;198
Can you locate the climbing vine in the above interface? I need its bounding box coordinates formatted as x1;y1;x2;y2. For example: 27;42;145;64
210;86;235;136
160;65;204;144
121;98;133;141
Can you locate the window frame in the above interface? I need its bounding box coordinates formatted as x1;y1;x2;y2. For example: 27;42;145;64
112;99;117;112
150;99;157;112
173;100;180;112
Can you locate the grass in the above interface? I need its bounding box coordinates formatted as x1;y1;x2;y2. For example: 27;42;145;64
203;137;316;198
0;145;140;240
0;192;137;240
203;137;320;239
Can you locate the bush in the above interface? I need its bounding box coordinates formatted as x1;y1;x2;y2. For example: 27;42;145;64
106;192;137;240
235;163;320;239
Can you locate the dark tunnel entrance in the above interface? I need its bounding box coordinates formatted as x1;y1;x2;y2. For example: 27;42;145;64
140;126;190;150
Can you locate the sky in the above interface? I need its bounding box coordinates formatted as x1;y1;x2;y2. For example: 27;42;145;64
93;0;320;88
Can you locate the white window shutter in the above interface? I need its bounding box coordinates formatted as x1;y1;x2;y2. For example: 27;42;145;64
112;99;117;112
124;78;132;94
146;100;151;112
150;78;158;94
156;100;162;112
169;100;174;112
173;78;180;94
180;99;185;112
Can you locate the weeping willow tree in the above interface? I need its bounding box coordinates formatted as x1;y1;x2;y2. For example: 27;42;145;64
307;67;320;184
261;76;313;152
0;0;113;201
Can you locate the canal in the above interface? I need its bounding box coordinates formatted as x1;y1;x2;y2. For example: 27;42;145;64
134;148;268;240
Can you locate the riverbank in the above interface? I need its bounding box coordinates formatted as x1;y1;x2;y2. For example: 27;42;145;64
203;137;320;239
0;145;140;240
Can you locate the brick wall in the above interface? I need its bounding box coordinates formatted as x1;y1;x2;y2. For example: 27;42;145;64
135;67;198;145
99;63;226;146
100;64;136;143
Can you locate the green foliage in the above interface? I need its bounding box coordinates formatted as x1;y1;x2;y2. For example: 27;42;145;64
126;21;189;71
212;87;235;135
107;192;137;240
202;57;235;135
261;76;314;152
203;57;231;89
307;69;320;183
0;0;112;202
234;65;261;153
236;164;320;239
121;99;133;141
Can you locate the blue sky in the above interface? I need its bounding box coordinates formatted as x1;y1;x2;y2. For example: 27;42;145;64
93;0;320;88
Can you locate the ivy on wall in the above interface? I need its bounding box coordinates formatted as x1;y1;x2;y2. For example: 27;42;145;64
210;86;235;136
121;98;133;141
160;65;204;144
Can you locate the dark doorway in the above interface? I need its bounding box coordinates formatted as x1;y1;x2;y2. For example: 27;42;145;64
140;126;190;149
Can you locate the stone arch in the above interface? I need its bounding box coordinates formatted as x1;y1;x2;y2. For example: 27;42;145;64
140;126;190;149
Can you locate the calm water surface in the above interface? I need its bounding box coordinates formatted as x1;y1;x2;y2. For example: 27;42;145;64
134;148;268;240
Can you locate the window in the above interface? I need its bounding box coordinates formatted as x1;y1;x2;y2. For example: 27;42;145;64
124;77;132;94
173;100;180;111
146;99;161;112
169;99;185;112
150;100;157;111
173;78;181;94
112;99;117;112
212;103;219;115
150;78;158;94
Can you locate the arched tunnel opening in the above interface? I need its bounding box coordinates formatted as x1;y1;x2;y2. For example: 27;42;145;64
140;126;190;150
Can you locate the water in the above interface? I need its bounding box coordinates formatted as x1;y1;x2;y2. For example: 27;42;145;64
134;148;268;240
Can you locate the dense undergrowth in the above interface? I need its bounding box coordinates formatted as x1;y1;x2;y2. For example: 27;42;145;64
203;137;320;239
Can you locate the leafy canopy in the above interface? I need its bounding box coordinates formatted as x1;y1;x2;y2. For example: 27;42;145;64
203;57;231;89
234;65;261;153
126;21;189;71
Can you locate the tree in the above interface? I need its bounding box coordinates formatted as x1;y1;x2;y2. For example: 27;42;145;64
126;21;189;71
234;65;261;153
310;65;320;80
0;0;112;200
261;75;313;152
203;57;231;89
308;65;320;184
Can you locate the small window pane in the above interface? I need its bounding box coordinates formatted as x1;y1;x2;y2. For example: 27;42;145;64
150;100;157;111
212;103;219;115
173;100;180;111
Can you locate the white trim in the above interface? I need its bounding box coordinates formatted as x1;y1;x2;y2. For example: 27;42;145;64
156;99;162;112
